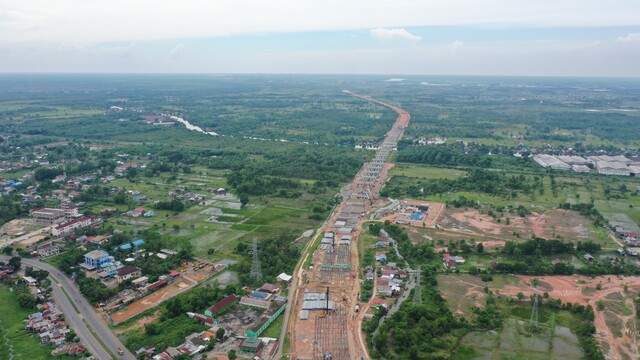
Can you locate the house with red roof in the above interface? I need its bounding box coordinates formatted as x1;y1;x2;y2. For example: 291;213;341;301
370;298;388;308
204;294;239;317
52;216;95;236
259;283;280;294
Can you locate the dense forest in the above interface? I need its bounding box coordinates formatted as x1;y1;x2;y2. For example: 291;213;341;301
396;144;493;168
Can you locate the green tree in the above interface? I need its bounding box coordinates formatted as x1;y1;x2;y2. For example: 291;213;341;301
166;298;184;318
216;327;226;340
65;329;77;342
8;256;21;269
369;222;383;236
145;323;159;335
17;292;35;309
239;194;249;208
113;192;127;204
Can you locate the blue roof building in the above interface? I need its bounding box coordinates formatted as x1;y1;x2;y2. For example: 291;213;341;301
375;252;388;262
99;261;123;277
410;211;424;220
84;250;112;268
119;243;132;250
250;291;270;300
132;239;145;247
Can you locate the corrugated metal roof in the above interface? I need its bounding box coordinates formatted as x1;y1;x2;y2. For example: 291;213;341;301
303;292;326;301
302;300;336;310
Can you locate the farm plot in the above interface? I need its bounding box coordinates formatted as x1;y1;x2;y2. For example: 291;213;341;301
456;318;582;360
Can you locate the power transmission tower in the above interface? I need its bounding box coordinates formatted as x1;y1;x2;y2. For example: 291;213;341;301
412;267;422;305
250;239;263;282
529;293;539;330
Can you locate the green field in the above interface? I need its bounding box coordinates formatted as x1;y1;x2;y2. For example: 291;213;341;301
0;285;72;360
389;164;466;180
455;317;582;360
260;311;284;339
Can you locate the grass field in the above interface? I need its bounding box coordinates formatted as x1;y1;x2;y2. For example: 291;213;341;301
455;317;582;360
454;304;584;360
0;285;72;360
260;311;284;339
389;164;466;179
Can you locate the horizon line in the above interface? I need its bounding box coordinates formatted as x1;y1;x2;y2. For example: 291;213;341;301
0;72;639;80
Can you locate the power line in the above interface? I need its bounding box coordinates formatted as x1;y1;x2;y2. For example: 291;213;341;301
529;293;539;330
412;267;422;305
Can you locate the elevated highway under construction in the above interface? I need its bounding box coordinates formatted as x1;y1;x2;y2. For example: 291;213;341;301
287;91;410;360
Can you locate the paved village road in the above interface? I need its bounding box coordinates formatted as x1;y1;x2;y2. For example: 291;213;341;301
0;255;134;360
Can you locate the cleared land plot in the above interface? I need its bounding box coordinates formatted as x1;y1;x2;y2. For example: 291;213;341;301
110;277;198;325
437;274;521;315
214;303;278;337
430;207;615;248
0;218;41;237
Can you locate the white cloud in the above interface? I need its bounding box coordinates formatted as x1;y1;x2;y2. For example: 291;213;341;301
0;9;46;32
451;40;464;52
1;0;639;44
616;32;640;42
170;43;186;58
370;28;421;42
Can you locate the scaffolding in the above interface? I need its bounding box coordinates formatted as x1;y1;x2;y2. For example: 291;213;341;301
319;244;351;281
313;307;351;360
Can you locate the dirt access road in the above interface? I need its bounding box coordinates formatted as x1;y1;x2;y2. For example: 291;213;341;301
286;92;410;360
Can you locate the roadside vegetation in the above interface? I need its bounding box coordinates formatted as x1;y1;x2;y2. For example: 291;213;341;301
0;285;73;359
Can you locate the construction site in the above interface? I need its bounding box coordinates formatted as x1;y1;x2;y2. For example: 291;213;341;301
287;91;410;360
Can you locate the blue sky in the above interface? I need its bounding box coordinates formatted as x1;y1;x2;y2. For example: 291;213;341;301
1;0;640;76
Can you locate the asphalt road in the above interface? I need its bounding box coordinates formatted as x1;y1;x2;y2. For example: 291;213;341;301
0;255;134;360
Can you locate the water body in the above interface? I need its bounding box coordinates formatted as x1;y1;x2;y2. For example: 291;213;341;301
165;114;218;136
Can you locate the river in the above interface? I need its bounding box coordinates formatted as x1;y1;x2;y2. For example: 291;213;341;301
164;114;219;136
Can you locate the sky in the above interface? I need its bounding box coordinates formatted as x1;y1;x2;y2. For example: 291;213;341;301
1;0;640;76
